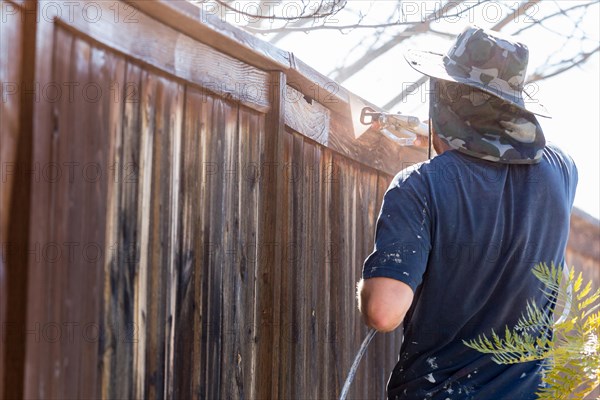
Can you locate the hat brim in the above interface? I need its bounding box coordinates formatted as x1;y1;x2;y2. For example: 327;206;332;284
404;49;551;118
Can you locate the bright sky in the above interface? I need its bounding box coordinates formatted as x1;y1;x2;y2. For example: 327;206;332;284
207;0;600;219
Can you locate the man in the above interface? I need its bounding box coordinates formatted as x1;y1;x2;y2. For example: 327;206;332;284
357;27;578;399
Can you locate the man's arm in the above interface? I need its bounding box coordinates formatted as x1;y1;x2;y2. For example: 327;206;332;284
357;277;414;332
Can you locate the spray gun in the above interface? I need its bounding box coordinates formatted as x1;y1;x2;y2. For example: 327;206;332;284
359;106;429;146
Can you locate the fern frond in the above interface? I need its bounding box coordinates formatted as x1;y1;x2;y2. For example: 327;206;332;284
515;300;554;332
464;263;600;399
578;286;600;313
577;280;593;301
573;271;583;293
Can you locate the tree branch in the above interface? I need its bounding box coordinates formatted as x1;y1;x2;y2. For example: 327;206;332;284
331;0;473;83
244;0;490;34
526;45;600;83
512;1;598;35
211;0;346;21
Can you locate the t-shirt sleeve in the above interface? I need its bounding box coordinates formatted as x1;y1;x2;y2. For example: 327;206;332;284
362;170;432;292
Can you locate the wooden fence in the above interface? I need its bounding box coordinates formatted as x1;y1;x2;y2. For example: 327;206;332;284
1;1;425;398
1;1;597;399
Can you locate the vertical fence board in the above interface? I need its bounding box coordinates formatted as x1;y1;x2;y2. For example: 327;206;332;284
84;43;111;400
0;2;39;396
320;148;334;400
250;110;265;400
50;28;75;399
292;131;307;400
165;81;184;400
220;99;242;400
353;160;381;400
306;138;322;400
277;128;294;400
66;36;92;400
206;97;226;400
329;151;345;397
191;89;214;399
144;74;177;400
236;106;263;400
114;61;143;400
99;48;126;400
21;3;52;397
177;86;209;399
173;86;196;399
336;153;355;399
252;71;285;400
0;2;24;392
134;68;157;400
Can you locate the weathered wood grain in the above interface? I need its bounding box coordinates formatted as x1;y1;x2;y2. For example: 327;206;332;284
53;0;271;114
206;97;227;400
306;138;323;400
22;0;56;396
164;77;184;400
133;68;156;400
125;1;353;115
0;2;33;398
99;46;126;400
126;0;291;71
0;1;22;273
276;128;294;400
252;71;286;400
112;61;143;400
50;28;76;399
284;85;330;147
292;130;307;400
566;208;600;361
219;95;241;400
82;43;109;400
234;105;263;400
48;0;429;176
144;73;168;400
173;88;202;398
319;147;334;400
354;157;382;400
67;36;91;400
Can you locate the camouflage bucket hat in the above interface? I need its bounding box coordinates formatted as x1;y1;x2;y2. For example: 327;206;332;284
429;78;546;164
404;26;550;118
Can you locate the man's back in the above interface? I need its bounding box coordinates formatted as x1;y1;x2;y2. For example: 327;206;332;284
362;143;577;399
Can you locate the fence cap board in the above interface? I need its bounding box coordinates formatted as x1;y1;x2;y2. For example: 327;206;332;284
126;0;428;175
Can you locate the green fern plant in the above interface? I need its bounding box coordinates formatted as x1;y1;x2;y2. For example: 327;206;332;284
463;262;600;400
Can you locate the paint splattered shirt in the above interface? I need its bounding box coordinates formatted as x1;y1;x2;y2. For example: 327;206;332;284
362;143;577;400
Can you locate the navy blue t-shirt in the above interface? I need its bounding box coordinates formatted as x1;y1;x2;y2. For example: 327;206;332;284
362;144;577;400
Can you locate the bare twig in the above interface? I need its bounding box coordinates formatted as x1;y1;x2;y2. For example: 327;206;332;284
245;0;492;34
332;0;473;83
512;1;598;35
527;45;600;83
211;0;346;22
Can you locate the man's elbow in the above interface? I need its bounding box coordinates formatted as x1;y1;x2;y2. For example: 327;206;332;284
357;277;413;333
362;308;403;332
